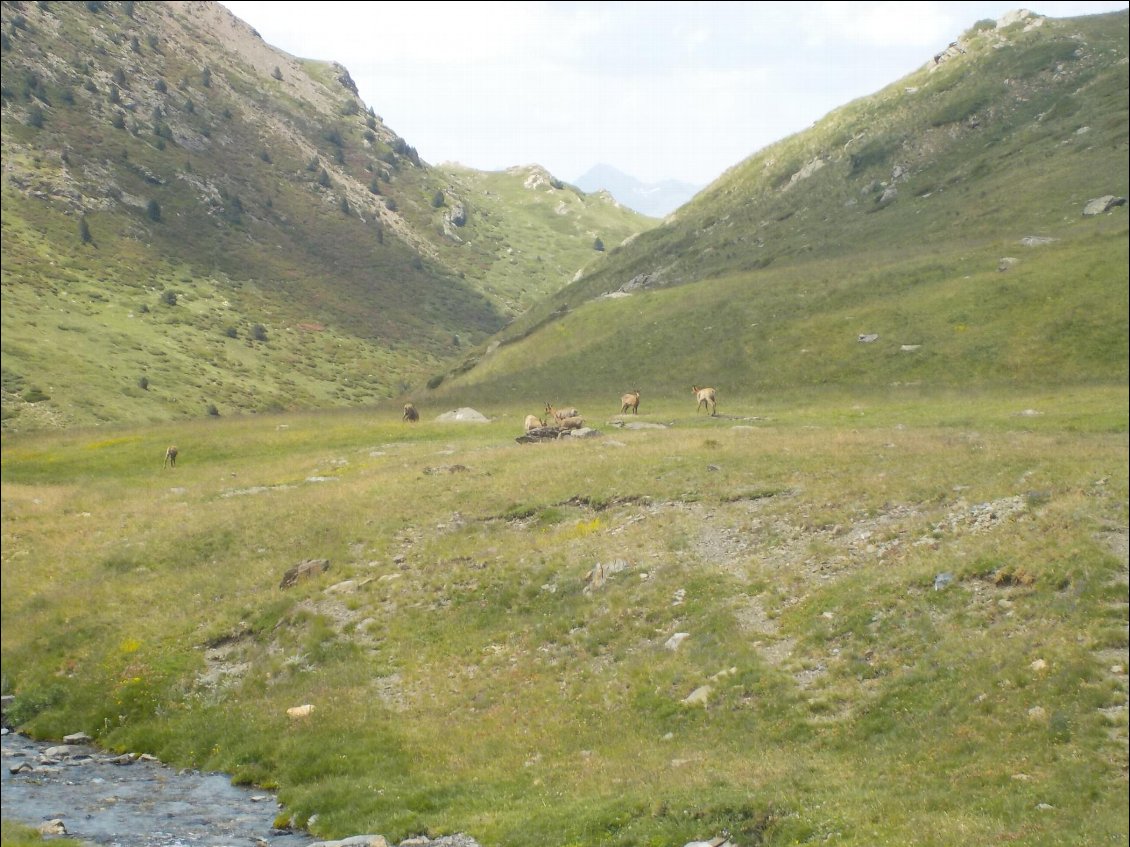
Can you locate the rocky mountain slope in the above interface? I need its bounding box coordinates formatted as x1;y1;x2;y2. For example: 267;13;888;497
0;0;653;429
425;8;1128;408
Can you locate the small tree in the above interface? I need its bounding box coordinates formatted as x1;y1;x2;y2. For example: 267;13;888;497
271;66;283;81
79;216;92;244
593;236;605;252
251;323;268;342
431;190;445;208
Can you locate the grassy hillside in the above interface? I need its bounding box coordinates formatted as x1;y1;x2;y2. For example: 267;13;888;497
423;10;1128;407
0;0;653;430
1;389;1126;845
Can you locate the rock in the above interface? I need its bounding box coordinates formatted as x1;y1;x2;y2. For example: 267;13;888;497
38;820;67;836
998;257;1019;271
307;837;389;847
63;732;92;745
1082;195;1126;216
279;558;330;589
665;632;691;651
858;333;879;343
435;407;490;423
286;704;316;719
683;685;712;707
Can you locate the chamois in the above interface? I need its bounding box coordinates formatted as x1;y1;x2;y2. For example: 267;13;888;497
524;414;545;432
620;390;641;415
402;402;420;422
545;402;580;425
693;385;717;415
163;445;178;468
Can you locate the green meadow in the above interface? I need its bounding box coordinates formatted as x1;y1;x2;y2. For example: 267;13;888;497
3;387;1126;846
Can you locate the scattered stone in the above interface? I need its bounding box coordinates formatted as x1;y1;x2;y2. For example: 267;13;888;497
665;632;690;651
858;333;879;343
998;257;1019;271
286;704;315;719
1082;195;1126;216
435;408;490;423
934;572;954;591
1020;236;1055;246
683;685;712;707
63;732;92;745
280;558;330;589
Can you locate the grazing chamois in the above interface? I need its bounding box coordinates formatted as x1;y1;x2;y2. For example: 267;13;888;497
693;385;717;415
524;414;545;432
402;402;420;423
163;445;178;468
620;390;641;415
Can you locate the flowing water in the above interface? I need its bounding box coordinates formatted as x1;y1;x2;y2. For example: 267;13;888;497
1;729;312;846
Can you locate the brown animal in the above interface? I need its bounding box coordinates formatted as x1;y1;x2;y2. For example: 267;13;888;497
163;445;178;468
693;385;717;415
402;402;420;422
557;415;585;430
620;390;641;414
524;414;545;432
545;402;580;425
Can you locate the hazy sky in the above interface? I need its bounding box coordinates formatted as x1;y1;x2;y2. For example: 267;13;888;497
218;1;1128;187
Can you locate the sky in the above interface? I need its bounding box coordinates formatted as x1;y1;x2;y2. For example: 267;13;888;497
218;1;1129;188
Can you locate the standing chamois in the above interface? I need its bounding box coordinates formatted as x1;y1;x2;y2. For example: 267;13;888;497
620;390;641;414
163;445;178;468
693;386;717;415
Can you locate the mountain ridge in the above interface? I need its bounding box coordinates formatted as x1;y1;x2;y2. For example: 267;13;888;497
573;162;703;218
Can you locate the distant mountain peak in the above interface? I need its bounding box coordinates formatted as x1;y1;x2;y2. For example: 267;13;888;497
574;164;703;218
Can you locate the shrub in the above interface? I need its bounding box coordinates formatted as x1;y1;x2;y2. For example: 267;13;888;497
206;403;220;416
146;199;161;222
137;376;149;390
432;190;445;208
271;66;282;81
593;236;605;252
78;216;92;244
160;290;177;306
251;323;268;342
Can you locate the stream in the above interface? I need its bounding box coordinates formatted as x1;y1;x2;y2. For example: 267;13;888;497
1;728;313;846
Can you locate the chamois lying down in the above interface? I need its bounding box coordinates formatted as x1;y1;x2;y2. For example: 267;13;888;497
620;390;640;414
545;402;580;424
524;414;545;432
